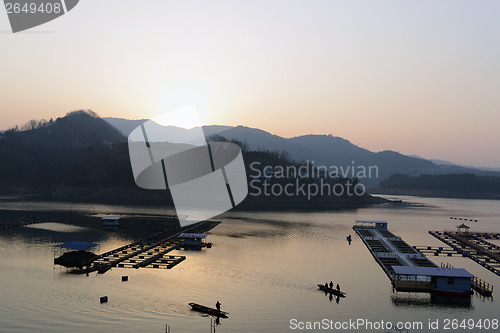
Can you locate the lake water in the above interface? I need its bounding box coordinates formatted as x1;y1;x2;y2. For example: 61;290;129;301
0;195;499;332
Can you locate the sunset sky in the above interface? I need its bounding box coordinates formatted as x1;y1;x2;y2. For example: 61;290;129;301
1;1;499;167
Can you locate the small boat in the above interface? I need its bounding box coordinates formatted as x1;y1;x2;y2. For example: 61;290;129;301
317;284;346;297
188;302;229;318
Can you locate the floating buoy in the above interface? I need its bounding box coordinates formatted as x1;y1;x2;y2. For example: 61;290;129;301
100;296;108;303
122;276;128;282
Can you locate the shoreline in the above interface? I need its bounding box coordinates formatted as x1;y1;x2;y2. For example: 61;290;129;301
0;186;392;214
372;189;500;200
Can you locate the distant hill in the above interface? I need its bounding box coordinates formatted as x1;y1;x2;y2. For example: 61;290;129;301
411;155;500;172
374;173;500;199
103;117;148;137
0;110;131;189
0;111;386;209
208;126;500;186
105;119;500;187
4;113;496;205
10;111;126;147
104;117;233;138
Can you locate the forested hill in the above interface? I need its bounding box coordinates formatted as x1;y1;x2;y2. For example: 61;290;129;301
0;110;132;189
374;173;500;199
0;111;385;208
106;118;500;188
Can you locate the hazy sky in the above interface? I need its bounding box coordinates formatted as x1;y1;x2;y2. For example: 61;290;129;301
1;1;499;167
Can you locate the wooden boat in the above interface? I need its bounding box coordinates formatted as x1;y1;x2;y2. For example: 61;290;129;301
188;302;229;318
317;284;346;297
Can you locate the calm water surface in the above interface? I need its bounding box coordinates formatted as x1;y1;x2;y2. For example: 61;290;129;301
0;195;499;332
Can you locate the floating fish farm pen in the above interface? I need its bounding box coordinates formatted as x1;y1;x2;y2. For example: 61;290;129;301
354;220;474;297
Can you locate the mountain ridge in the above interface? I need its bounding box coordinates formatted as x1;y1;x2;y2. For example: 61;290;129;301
105;117;500;187
0;111;387;209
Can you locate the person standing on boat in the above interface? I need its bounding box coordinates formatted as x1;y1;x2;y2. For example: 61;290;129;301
336;284;340;292
216;301;221;312
325;282;328;289
329;281;333;289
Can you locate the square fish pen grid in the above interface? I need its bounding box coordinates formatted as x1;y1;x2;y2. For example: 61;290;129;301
378;257;404;275
366;239;390;252
390;239;418;253
357;229;374;238
411;257;437;267
146;256;186;269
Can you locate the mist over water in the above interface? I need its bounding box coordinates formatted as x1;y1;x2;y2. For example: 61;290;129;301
0;196;499;332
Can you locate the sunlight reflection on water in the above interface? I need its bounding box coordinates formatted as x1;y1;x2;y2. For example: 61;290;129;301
24;222;89;232
0;196;499;332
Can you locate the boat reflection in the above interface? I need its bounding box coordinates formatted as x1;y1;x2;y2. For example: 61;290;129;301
327;293;341;303
391;293;473;308
320;291;343;304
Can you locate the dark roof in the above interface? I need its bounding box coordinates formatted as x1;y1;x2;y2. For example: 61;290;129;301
55;241;98;251
179;233;208;239
355;220;388;224
392;266;474;278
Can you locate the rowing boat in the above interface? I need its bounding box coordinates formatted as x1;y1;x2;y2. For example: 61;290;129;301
317;284;346;297
188;302;229;318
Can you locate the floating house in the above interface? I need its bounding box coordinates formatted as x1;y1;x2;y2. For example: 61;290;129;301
101;216;120;230
392;266;473;296
354;219;388;231
178;233;210;250
456;223;470;235
101;216;120;226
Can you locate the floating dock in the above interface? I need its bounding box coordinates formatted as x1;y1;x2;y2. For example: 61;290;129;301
87;220;219;274
413;245;467;257
429;230;500;278
472;277;494;297
354;220;438;278
354;220;474;296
